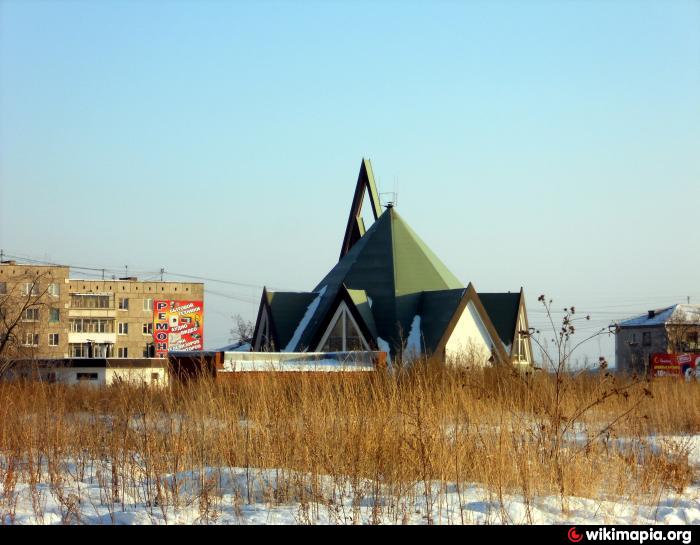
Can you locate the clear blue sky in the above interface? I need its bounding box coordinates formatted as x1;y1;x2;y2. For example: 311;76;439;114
1;0;699;365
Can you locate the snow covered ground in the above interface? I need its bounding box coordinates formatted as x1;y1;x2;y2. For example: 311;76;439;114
4;436;700;525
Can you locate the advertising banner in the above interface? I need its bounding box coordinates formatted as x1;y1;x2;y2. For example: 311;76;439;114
153;300;204;358
650;353;700;380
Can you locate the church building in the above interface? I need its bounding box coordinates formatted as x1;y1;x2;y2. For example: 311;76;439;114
251;159;532;366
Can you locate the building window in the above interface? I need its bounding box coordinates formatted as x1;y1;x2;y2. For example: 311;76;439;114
118;322;129;335
71;344;86;357
142;323;153;335
23;282;39;296
48;333;59;346
319;304;368;352
143;344;155;357
324;313;345;352
77;373;98;381
0;282;6;294
48;283;59;297
71;294;112;309
22;333;39;346
151;372;160;382
642;332;652;347
143;298;153;311
22;307;39;321
118;347;128;358
49;308;60;323
118;297;129;310
70;319;114;333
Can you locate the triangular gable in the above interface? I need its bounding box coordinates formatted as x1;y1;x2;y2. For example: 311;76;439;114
431;283;509;365
513;288;533;365
306;285;377;352
251;289;320;351
339;158;383;260
252;288;278;351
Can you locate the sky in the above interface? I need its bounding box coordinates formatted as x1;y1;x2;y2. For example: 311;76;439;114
1;0;699;366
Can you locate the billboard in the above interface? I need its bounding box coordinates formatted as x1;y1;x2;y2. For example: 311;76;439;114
650;353;700;380
153;300;204;357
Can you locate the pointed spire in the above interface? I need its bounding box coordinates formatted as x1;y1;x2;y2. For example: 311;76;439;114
339;158;383;260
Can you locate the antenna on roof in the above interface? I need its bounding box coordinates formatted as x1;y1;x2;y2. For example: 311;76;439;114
394;176;399;208
379;192;397;208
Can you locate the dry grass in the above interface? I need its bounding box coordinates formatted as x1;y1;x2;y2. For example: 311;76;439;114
0;360;698;524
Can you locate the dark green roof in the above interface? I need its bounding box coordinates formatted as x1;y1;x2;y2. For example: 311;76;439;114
479;292;521;349
284;207;463;353
417;289;466;354
265;291;319;350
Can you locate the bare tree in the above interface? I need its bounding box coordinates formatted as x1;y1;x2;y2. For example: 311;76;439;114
229;314;254;345
0;269;57;378
666;319;700;355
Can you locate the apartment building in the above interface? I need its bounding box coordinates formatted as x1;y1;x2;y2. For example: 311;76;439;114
0;261;204;360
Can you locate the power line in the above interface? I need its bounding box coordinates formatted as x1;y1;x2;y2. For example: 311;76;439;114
1;250;295;292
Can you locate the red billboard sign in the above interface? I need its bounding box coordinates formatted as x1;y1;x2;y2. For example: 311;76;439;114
650;353;700;380
153;300;204;358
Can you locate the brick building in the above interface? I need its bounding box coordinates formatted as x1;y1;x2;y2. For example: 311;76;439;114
0;261;203;361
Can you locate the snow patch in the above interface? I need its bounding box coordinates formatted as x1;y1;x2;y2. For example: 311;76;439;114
284;286;327;352
405;315;422;358
376;337;392;365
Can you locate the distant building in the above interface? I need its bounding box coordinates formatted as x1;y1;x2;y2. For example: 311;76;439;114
0;261;203;361
251;159;533;366
8;358;170;387
615;305;700;374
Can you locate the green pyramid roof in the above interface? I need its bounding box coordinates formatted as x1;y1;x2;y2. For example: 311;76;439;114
284;207;463;353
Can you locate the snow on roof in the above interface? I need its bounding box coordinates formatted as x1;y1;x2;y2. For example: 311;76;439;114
217;341;252;352
618;304;700;328
283;286;327;352
405;315;422;357
376;337;392;365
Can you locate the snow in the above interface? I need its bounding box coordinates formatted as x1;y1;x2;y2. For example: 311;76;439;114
5;452;700;525
216;341;251;352
283;286;327;352
376;337;392;365
222;357;375;372
405;315;422;357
